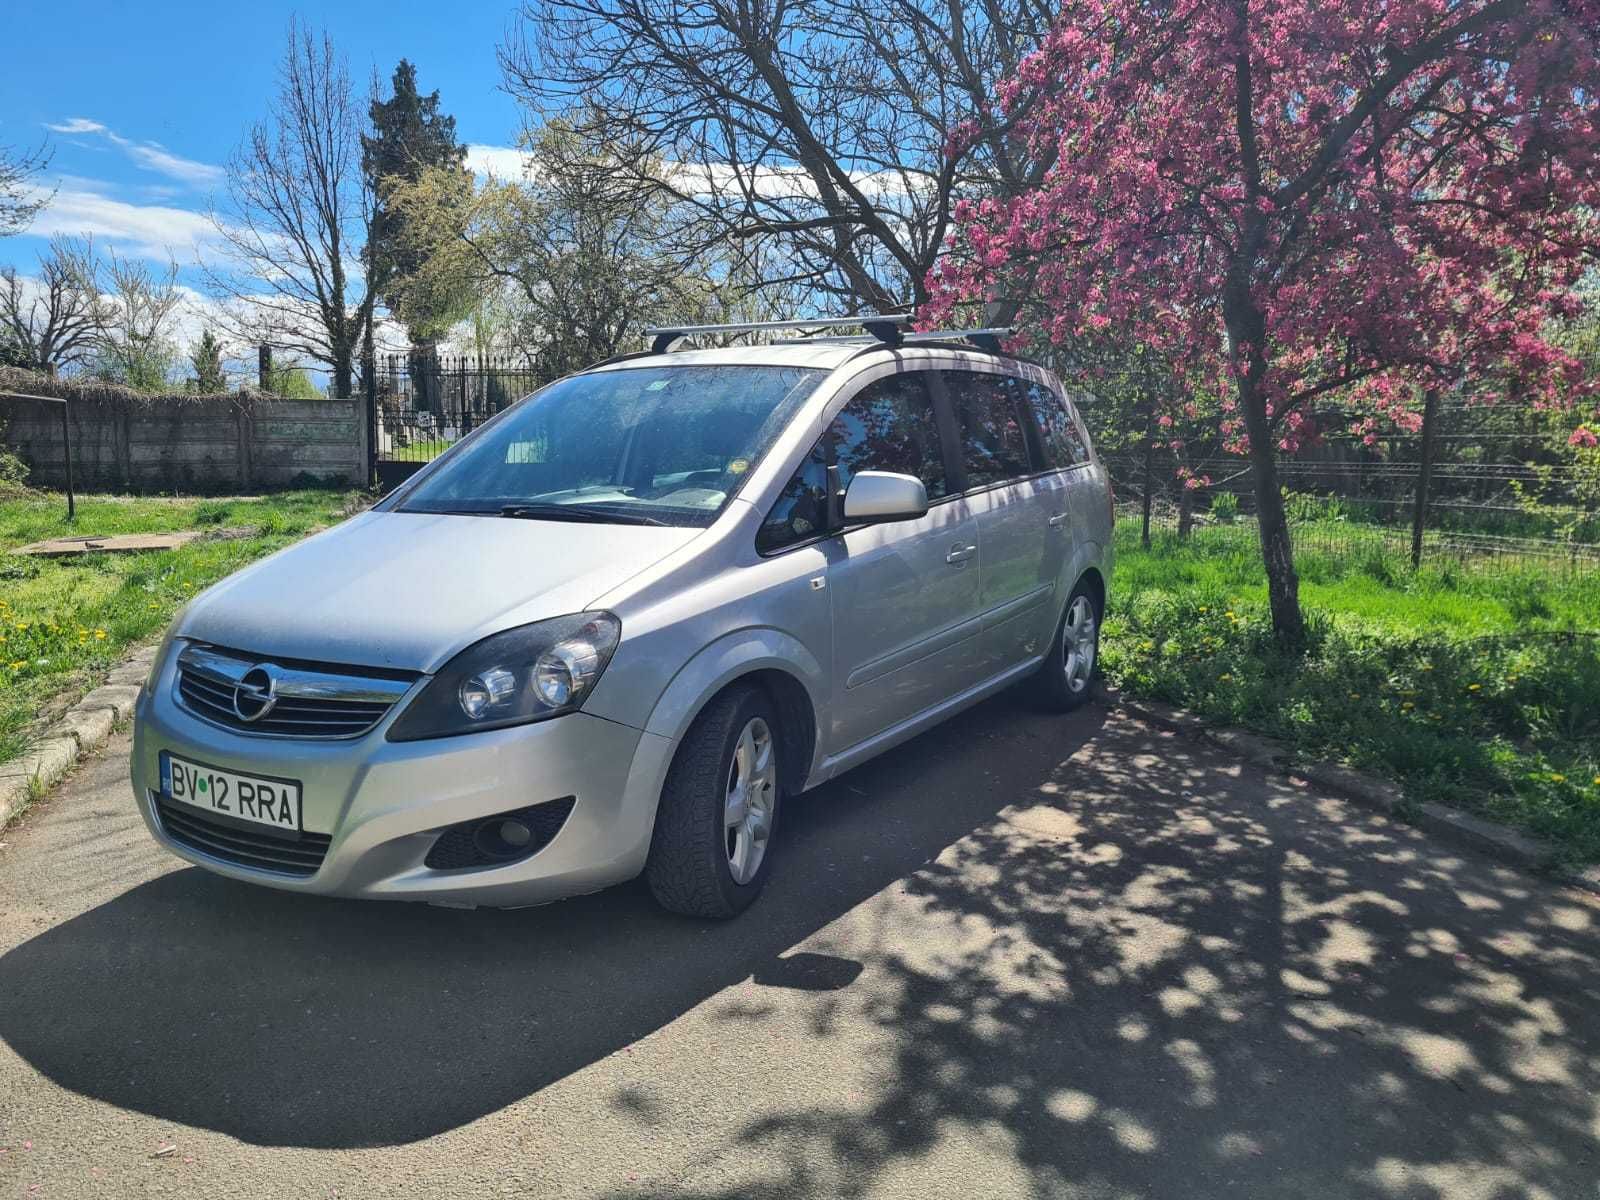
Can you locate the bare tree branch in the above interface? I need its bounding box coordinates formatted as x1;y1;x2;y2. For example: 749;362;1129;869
203;18;373;396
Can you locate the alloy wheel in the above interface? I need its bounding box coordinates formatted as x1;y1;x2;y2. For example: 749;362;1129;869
1062;595;1098;693
724;716;777;885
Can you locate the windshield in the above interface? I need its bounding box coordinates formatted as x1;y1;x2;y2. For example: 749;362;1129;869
394;364;826;527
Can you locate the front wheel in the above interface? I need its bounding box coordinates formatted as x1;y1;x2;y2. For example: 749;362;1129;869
645;685;783;918
1033;584;1102;711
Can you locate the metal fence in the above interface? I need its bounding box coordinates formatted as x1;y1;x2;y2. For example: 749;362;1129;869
1077;393;1600;575
369;355;544;490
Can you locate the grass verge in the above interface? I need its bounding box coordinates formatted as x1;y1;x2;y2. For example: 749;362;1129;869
1103;520;1600;865
0;490;366;766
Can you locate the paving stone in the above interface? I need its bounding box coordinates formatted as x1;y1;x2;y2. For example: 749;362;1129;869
0;738;79;815
52;706;116;755
73;685;142;722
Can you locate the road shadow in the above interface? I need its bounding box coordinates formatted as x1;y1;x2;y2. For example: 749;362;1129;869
593;715;1600;1199
0;689;1107;1150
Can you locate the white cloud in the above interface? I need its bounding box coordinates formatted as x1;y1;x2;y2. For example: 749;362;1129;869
465;143;533;179
42;116;224;187
18;180;225;265
45;117;108;135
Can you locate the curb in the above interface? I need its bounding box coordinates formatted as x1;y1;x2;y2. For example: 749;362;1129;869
1109;689;1600;898
0;646;155;830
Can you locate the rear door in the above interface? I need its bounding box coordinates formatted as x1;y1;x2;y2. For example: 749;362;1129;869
943;369;1072;677
762;370;982;752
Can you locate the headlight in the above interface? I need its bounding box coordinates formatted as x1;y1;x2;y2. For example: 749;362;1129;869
386;612;621;742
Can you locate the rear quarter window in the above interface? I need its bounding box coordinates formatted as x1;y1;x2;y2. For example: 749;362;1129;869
1020;378;1092;469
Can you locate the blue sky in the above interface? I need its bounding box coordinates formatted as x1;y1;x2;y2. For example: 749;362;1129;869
1;0;526;279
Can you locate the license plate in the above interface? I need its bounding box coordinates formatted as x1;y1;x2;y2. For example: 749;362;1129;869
159;752;302;832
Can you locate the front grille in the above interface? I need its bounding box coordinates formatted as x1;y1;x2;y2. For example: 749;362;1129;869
154;795;331;876
425;797;577;871
174;644;415;739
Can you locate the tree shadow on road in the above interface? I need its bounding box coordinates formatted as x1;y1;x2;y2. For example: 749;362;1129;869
3;692;1598;1199
594;715;1600;1199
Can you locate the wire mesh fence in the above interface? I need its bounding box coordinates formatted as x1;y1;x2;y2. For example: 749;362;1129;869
1078;392;1600;577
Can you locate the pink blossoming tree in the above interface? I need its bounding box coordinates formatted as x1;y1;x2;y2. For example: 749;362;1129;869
926;0;1600;641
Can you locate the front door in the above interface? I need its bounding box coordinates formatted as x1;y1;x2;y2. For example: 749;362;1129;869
823;372;983;752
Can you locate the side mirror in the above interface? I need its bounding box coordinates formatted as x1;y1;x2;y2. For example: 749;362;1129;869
841;470;929;524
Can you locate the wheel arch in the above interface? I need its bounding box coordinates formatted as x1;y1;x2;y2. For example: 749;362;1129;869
641;629;826;794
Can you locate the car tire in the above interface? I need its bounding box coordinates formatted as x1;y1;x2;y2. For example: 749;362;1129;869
645;684;783;919
1033;581;1102;712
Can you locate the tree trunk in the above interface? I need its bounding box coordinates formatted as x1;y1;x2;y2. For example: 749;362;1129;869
1239;373;1304;644
1178;486;1194;539
1224;209;1305;646
332;344;353;400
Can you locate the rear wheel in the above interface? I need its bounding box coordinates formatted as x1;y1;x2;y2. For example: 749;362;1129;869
1034;583;1101;711
645;685;783;918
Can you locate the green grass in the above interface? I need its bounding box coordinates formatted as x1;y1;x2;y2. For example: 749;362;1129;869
0;489;366;766
1104;519;1600;865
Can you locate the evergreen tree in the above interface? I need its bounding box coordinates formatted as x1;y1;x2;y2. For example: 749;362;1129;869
362;61;470;343
190;329;227;393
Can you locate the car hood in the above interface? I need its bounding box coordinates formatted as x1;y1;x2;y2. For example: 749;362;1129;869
177;510;702;672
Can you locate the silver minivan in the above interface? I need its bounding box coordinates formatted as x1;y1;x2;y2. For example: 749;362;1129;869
132;321;1113;917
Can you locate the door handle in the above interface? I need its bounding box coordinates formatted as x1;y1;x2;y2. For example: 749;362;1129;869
1047;513;1069;528
946;543;977;565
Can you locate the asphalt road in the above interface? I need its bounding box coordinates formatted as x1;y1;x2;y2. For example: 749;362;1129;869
1;692;1597;1199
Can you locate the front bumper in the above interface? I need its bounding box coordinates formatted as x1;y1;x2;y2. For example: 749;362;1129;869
130;651;677;907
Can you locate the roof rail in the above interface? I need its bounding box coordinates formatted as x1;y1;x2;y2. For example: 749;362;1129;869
794;327;1014;354
643;315;912;355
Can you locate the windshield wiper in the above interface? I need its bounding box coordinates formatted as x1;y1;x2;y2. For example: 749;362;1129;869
498;504;667;526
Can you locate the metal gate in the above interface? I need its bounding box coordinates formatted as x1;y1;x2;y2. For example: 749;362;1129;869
369;354;543;492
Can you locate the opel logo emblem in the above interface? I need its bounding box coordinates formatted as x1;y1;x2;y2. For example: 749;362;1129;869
233;666;279;723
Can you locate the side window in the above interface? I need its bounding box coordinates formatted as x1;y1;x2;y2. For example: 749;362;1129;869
1021;380;1091;468
757;441;830;554
830;373;948;499
756;372;946;554
948;370;1032;488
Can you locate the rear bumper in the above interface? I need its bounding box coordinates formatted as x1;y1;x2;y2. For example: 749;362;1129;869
130;650;677;907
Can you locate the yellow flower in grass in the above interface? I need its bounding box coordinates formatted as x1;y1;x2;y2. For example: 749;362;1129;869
1593;776;1600;786
1467;683;1481;692
1549;774;1566;784
1198;606;1209;614
8;661;23;671
94;629;107;640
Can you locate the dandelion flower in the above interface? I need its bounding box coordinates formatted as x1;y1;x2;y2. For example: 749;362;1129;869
1198;606;1209;613
1549;773;1566;784
1467;683;1481;692
94;630;107;640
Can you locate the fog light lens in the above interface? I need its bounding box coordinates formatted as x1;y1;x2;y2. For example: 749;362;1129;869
498;819;532;847
459;667;517;719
